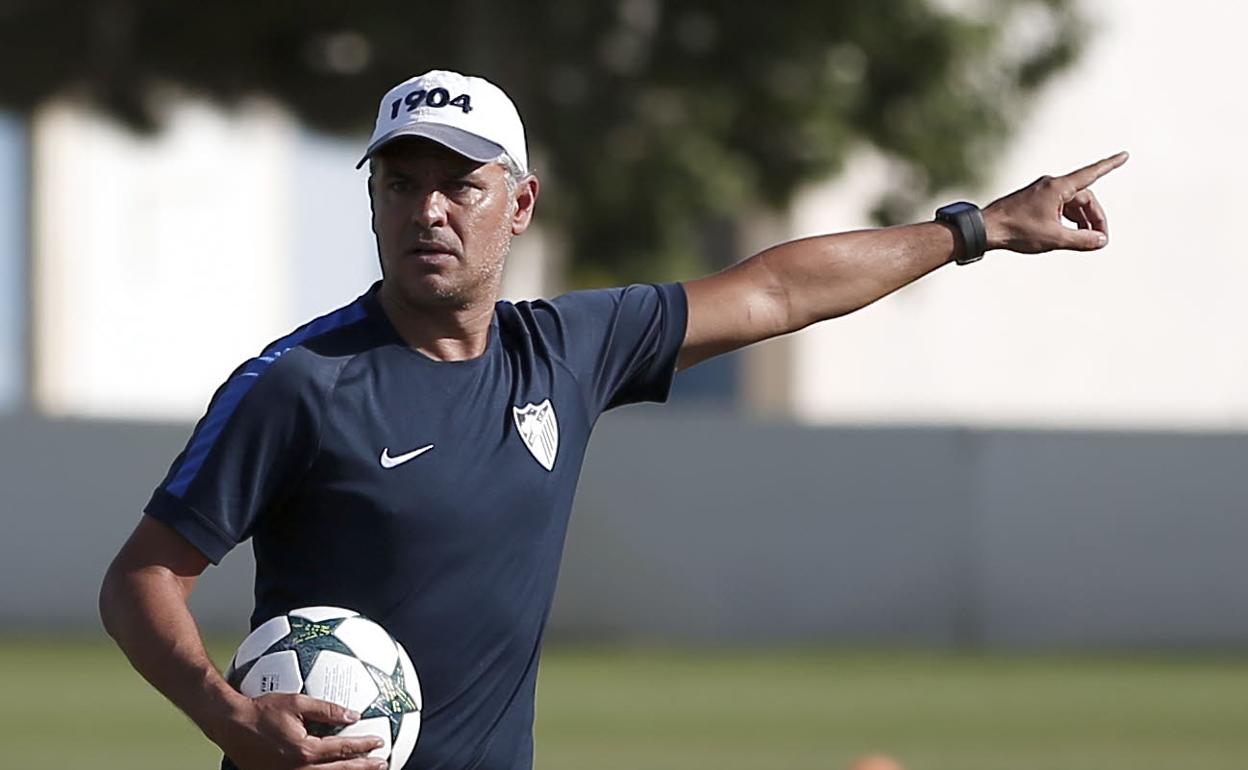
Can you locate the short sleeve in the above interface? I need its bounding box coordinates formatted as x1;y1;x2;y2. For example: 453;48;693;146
143;353;325;564
539;282;687;415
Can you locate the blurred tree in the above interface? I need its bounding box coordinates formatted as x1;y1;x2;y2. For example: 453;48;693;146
0;0;1086;284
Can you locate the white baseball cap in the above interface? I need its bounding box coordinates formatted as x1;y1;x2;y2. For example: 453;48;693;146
357;69;528;174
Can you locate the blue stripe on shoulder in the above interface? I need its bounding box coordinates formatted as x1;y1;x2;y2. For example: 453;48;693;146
164;298;370;498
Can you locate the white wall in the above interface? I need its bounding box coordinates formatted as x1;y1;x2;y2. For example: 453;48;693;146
29;98;556;422
779;0;1247;429
288;127;383;323
29;1;1242;428
32;100;297;420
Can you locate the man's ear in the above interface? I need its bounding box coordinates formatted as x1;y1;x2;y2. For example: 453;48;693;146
511;175;540;236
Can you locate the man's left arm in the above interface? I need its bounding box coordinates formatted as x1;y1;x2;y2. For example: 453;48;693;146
678;151;1128;369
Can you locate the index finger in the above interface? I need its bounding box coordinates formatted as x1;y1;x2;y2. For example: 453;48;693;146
293;693;361;725
1062;150;1129;190
306;733;386;762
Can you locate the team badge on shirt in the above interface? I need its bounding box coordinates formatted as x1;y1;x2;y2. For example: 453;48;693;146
512;399;559;471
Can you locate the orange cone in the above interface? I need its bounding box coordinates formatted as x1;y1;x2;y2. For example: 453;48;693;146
848;754;906;770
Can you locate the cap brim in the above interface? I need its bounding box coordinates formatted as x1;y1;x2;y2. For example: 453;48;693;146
355;122;505;169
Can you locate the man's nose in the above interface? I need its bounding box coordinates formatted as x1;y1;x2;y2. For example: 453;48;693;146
413;189;449;228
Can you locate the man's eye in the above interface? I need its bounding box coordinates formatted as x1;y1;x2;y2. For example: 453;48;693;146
389;180;411;192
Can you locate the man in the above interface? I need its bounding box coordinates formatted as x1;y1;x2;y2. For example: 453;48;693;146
99;69;1126;770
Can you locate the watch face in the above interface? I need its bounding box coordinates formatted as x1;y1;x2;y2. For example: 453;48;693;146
938;202;976;217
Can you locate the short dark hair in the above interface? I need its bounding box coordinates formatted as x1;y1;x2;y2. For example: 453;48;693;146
368;151;525;194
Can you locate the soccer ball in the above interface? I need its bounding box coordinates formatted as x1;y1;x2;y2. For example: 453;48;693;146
225;606;421;766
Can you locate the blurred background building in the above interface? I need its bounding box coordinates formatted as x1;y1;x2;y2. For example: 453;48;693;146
0;0;1244;646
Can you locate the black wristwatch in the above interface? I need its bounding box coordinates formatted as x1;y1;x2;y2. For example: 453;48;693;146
935;201;987;265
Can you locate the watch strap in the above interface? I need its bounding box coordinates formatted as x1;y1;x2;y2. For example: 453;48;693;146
935;202;987;265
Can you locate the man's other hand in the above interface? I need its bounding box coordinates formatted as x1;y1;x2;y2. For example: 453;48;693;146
984;151;1129;254
215;693;389;770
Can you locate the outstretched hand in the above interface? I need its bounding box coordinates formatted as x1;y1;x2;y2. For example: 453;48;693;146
983;151;1129;254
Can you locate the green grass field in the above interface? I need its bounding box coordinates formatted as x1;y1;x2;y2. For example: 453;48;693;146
2;637;1245;769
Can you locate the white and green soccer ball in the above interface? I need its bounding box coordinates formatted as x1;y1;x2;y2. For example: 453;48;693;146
225;606;421;766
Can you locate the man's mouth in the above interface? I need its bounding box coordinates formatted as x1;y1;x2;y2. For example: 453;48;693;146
406;245;459;262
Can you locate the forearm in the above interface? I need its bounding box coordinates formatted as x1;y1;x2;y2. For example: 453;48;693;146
758;220;960;333
99;565;246;746
679;220;962;367
680;152;1126;369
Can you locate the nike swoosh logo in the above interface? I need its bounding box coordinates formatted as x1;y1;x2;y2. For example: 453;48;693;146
379;444;434;469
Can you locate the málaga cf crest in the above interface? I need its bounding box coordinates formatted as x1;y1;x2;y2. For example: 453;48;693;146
512;399;559;471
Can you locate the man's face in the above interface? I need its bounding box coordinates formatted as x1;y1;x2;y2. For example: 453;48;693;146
369;137;536;307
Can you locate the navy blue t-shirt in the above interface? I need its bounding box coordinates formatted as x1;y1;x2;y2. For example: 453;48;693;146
144;280;688;770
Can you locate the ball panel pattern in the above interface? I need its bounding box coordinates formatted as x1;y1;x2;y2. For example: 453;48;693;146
335;616;400;674
278;615;356;680
238;649;302;697
305;650;380;714
289;606;359;622
339;717;392;759
233;615;290;668
390;710;420;768
397;640;422;711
